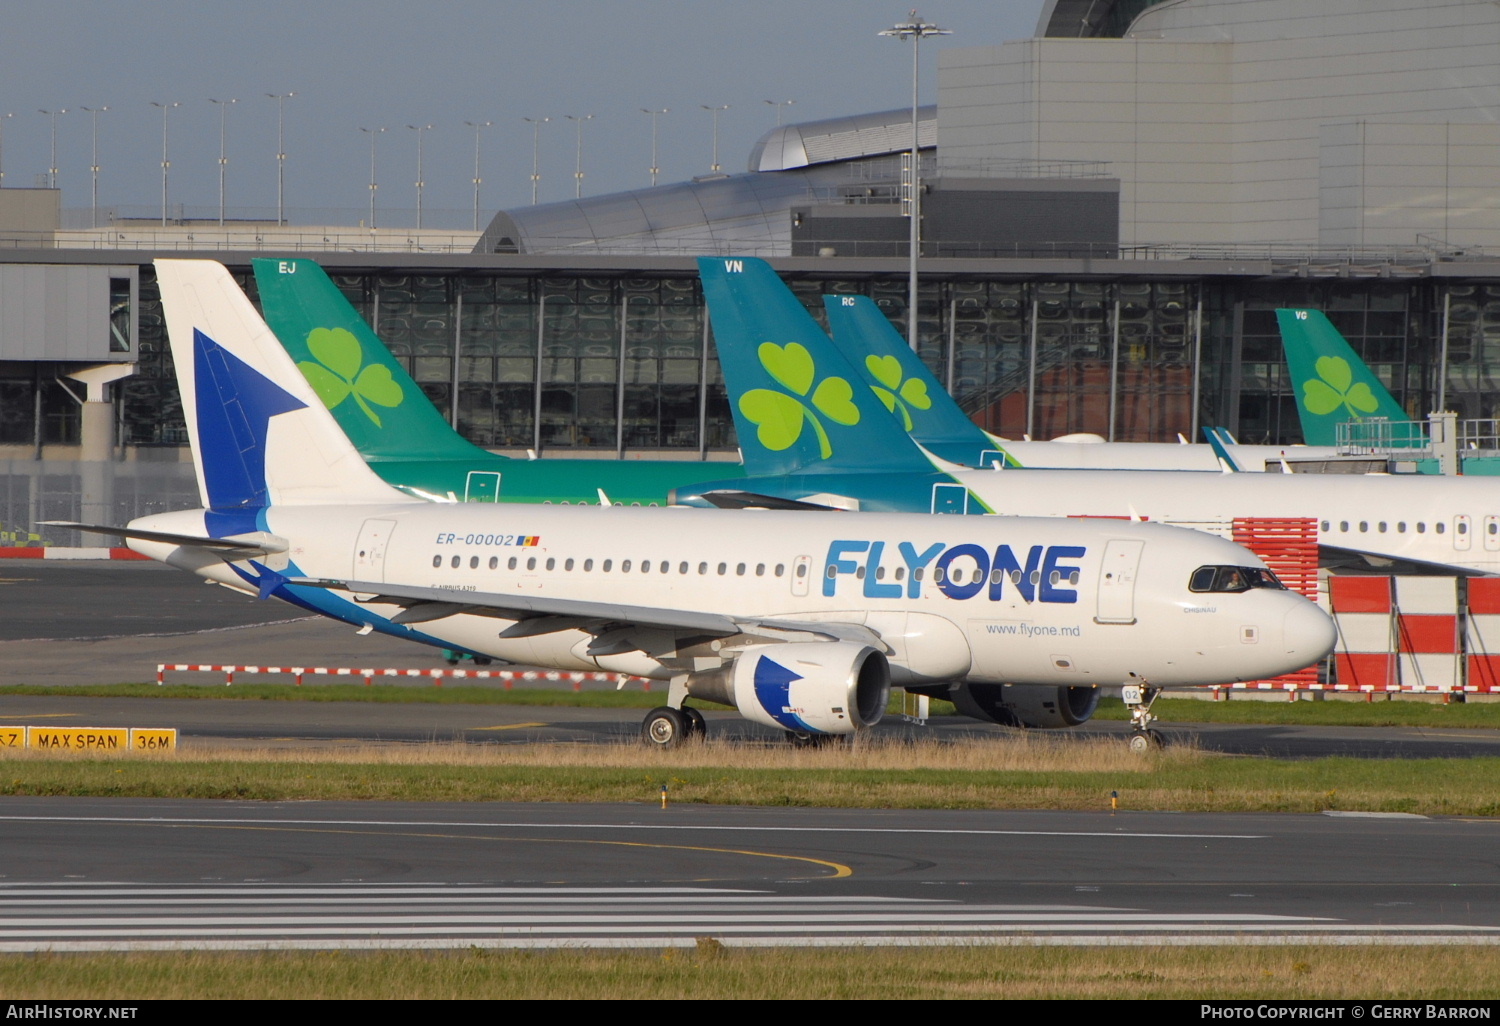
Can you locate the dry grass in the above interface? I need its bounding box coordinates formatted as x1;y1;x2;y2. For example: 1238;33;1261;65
2;945;1496;999
1;735;1497;814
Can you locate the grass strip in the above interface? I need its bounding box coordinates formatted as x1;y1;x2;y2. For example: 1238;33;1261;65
2;739;1497;814
7;683;1500;730
1092;696;1500;728
2;945;1495;999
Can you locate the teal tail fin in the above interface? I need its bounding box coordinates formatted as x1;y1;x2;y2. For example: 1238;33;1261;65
697;257;935;477
1277;308;1411;447
251;258;501;463
823;294;1013;468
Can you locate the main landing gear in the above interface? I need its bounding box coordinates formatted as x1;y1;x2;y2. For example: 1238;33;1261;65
641;704;706;748
1121;682;1163;752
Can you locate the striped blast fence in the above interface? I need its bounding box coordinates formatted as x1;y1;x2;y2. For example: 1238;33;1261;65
156;664;649;690
1464;577;1500;694
1222;517;1322;697
1393;576;1461;694
1329;576;1399;695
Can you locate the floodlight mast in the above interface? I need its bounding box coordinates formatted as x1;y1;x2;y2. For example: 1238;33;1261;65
523;116;549;205
465;120;493;230
38;108;67;190
360;127;385;230
880;10;950;352
407;124;433;230
80;106;109;227
267;92;295;226
208;99;235;227
565;115;592;200
149;102;178;227
640;108;667;186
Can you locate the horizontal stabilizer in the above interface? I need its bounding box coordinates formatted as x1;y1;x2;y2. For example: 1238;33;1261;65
40;521;286;558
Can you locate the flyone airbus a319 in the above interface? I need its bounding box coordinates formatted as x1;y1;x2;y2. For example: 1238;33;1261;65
55;260;1335;747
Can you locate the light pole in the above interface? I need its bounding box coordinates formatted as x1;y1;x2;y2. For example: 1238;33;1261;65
522;116;548;205
149;101;178;227
79;106;107;226
208;98;235;226
700;104;729;173
267;92;294;225
464;120;491;230
360;127;384;229
880;10;950;352
38;108;67;189
0;113;12;187
764;99;795;126
640;108;667;186
564;114;592;200
407;123;432;230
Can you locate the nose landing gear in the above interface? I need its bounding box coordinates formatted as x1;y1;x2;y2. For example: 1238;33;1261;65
1121;682;1163;752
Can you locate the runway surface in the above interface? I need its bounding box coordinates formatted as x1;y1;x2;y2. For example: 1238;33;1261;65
0;799;1495;950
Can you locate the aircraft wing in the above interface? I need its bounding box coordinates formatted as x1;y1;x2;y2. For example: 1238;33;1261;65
291;577;885;645
694;490;843;512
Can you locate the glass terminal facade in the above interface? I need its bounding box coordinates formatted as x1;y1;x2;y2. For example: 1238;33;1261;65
91;262;1500;455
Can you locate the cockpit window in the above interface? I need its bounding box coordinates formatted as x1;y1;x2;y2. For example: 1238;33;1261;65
1189;565;1285;593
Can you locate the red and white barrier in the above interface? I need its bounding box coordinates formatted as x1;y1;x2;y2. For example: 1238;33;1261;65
1394;576;1460;693
0;547;147;560
1330;576;1398;692
156;664;651;690
1465;578;1500;693
1223;517;1323;694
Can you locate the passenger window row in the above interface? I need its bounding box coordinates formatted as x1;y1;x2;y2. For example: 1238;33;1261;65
431;553;790;577
1320;520;1461;535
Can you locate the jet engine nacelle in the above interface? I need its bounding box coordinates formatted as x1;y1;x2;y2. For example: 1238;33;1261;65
950;682;1100;729
705;642;890;735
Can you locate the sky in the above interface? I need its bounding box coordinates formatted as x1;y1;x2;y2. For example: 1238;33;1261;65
0;1;1047;228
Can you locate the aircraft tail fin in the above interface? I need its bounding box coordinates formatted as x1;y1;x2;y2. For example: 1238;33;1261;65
1277;308;1410;446
251;258;500;463
697;257;935;476
155;259;411;510
822;294;1013;468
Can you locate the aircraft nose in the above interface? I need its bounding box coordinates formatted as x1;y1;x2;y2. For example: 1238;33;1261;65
1283;601;1337;667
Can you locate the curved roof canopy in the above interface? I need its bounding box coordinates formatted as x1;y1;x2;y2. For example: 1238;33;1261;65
746;106;935;172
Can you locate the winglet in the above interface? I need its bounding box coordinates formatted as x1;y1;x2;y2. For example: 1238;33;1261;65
1202;426;1243;473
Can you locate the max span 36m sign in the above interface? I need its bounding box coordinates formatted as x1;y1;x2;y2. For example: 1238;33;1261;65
0;727;176;752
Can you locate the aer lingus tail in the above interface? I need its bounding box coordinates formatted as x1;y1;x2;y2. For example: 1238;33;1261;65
696;256;937;479
822;293;1014;468
251;257;743;505
1277;307;1412;447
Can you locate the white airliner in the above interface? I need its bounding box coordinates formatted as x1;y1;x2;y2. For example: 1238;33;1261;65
64;260;1334;747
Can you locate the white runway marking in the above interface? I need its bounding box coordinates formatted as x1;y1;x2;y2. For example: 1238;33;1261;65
0;883;1492;951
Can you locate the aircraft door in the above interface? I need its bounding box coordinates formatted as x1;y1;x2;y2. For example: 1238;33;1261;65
465;471;501;503
1484;516;1500;552
1095;539;1144;625
931;483;969;515
1455;515;1473;551
353;519;397;583
791;555;812;597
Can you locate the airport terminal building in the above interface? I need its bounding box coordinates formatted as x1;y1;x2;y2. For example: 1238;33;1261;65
3;0;1500;531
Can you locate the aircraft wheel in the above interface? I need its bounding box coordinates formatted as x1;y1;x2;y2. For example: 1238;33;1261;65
1127;730;1161;754
785;731;838;749
681;706;707;739
472;656;493;666
642;707;688;749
